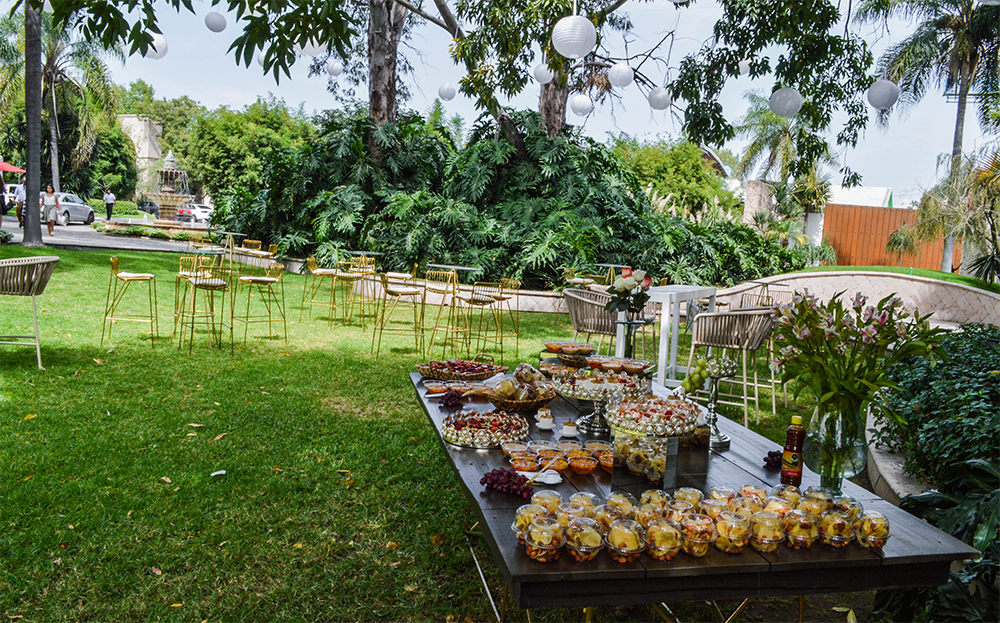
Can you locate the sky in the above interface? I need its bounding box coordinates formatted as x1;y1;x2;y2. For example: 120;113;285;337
15;0;998;205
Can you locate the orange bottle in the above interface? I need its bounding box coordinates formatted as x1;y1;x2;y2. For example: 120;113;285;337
780;415;805;486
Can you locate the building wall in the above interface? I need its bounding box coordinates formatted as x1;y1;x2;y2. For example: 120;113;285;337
823;203;962;269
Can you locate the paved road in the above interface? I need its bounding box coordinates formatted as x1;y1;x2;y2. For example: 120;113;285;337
1;214;192;253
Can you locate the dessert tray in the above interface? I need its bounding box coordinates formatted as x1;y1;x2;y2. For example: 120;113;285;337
552;369;652;401
441;410;529;448
417;358;508;381
606;395;702;436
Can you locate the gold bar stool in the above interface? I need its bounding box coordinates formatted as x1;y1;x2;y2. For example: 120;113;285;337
102;256;159;347
300;257;338;324
371;272;424;359
455;281;504;361
177;265;234;354
496;277;521;356
235;262;286;345
334;256;375;329
173;255;215;340
424;269;468;359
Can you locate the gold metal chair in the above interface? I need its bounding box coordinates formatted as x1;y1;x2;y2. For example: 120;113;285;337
564;268;595;287
495;278;521;355
334;256;375;328
177;265;234;354
371;272;424;359
300;257;338;324
173;255;215;340
102;257;159;347
386;263;418;283
684;310;774;426
455;281;504;361
242;239;262;251
424;269;468;358
235;262;286;345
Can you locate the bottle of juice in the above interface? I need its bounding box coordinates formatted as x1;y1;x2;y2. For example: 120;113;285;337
780;415;805;486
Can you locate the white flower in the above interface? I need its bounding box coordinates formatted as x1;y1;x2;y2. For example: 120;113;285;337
622;276;637;289
632;269;646;282
613;277;626;291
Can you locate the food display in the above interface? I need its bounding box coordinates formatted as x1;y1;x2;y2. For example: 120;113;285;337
543;341;596;356
831;495;864;521
645;453;668;485
762;496;794;516
486;364;557;411
481;468;534;499
441;410;529;448
552;368;652;401
593;504;625;533
750;511;785;552
418;359;507;381
675;487;704;506
645;518;684;561
783;509;821;550
681;513;717;557
569;492;601;517
599;453;614;474
626;442;656;476
606;491;638;518
763;450;783;469
509;455;539;472
796;496;829;518
854;510;891;550
699;499;730;521
635;503;665;528
819;511;855;548
585;440;612;457
525;516;565;562
709;486;737;503
803;486;833;508
556;503;587;527
512;504;549;545
565;517;605;561
501;441;529;456
538;361;576;376
729;496;764;520
667;499;695;523
606;519;646;563
640;489;671;510
531;490;562;514
605;396;700;436
738;485;767;502
557;440;583;453
569;456;598;475
715;511;751;554
771;484;803;505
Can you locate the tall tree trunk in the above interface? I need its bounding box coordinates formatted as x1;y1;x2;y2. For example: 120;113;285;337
942;65;971;272
47;94;61;193
22;4;42;248
368;0;407;127
540;73;569;137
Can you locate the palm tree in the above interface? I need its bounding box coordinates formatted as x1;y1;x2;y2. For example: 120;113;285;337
0;11;120;193
855;0;1000;272
733;91;838;182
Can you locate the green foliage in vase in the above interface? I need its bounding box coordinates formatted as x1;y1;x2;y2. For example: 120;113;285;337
875;323;1000;486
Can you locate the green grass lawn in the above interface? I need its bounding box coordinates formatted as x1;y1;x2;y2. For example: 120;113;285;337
794;264;1000;294
0;247;870;622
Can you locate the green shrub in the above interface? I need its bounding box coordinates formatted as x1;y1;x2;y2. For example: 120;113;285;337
0;229;12;244
875;323;1000;486
87;199;141;216
147;229;171;240
109;225;151;237
170;232;190;242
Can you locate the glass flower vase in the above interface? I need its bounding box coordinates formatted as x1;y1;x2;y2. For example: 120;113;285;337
802;398;868;495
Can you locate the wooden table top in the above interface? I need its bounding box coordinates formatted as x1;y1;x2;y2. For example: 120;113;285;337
409;372;979;610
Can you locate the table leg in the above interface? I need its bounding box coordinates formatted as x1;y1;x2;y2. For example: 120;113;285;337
615;310;626;358
669;298;682;381
651;602;679;623
798;595;805;623
583;606;594;623
656;297;671;387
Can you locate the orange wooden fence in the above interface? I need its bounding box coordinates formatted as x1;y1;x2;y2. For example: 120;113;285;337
823;203;962;270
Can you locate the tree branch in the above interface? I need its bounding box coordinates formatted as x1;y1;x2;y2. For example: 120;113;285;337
598;0;630;19
430;0;465;38
388;0;450;32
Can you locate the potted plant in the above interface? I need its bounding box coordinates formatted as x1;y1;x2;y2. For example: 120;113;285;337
771;291;945;493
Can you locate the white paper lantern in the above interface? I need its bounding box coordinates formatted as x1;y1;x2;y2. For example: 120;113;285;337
552;15;597;60
648;87;671;110
43;0;53;12
608;63;634;88
205;12;227;33
533;64;555;85
769;87;803;117
867;79;900;110
438;83;457;102
144;34;168;60
570;94;593;116
256;49;267;67
299;39;326;56
738;58;751;76
326;59;344;77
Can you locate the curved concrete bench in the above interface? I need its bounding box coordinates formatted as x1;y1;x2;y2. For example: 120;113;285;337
716;270;999;326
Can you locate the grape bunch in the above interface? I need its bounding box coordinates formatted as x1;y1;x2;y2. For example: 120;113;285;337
681;360;710;394
763;451;782;469
440;389;464;408
480;468;534;499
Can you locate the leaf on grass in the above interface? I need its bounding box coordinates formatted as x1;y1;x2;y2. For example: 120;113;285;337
272;466;282;473
169;603;182;608
218;541;227;547
161;477;172;484
67;525;74;530
187;433;197;437
213;433;227;442
213;402;221;406
341;479;354;488
24;414;37;420
847;610;857;623
292;543;303;548
152;567;162;576
161;396;170;402
92;359;105;364
410;437;418;442
281;352;291;356
386;541;399;549
430;534;445;546
188;423;204;428
65;334;71;338
23;474;32;481
73;370;80;378
404;585;418;592
832;607;850;613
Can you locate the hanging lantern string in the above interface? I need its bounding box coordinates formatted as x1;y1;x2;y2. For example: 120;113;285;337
587;56;657;89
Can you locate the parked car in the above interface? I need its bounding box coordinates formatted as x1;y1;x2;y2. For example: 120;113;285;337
39;192;94;225
177;203;213;223
136;200;160;218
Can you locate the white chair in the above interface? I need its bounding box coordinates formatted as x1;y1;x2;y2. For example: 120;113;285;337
0;256;59;369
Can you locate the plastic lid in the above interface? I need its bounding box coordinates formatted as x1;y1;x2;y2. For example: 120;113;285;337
791;415;802;425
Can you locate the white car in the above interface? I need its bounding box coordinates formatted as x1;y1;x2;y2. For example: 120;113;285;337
177;203;213;223
39;192;95;225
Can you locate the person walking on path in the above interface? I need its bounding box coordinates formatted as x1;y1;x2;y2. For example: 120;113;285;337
103;188;115;221
15;176;25;228
41;184;59;236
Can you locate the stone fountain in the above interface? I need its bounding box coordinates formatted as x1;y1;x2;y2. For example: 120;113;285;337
147;151;193;222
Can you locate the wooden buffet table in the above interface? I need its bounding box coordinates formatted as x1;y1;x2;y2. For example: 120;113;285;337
409;373;978;611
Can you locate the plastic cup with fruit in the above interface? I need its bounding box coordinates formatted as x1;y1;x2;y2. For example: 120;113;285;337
565;517;605;562
569;492;601;517
584;440;612;457
606;491;638;518
796;496;829;518
709;486;737;503
593;504;625;533
681;513;717;557
831;495;864;521
853;510;890;551
510;456;540;472
530;489;562;514
770;484;803;505
803;486;833;508
715;511;751;554
634;503;665;528
525;516;565;563
501;441;529;457
555;502;587;528
674;487;704;507
606;519;646;563
645;517;684;561
783;509;821;549
738;485;767;502
749;511;785;552
512;504;548;545
819;510;855;548
666;499;695;523
699;498;730;521
569;456;598;475
640;489;671;510
599;453;614;474
567;449;594;461
729;496;764;520
763;496;794;516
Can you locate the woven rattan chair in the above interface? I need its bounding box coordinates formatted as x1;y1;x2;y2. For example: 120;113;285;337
102;256;159;348
563;288;656;357
235;262;287;345
739;292;773;310
371;272;424;359
0;255;59;368
684;309;774;427
455;281;504;361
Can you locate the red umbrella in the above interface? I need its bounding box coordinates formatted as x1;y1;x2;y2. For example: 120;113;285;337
0;161;26;173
